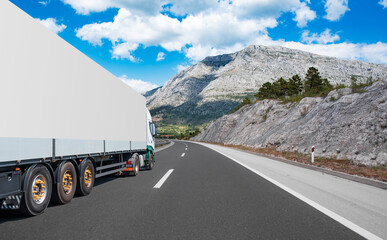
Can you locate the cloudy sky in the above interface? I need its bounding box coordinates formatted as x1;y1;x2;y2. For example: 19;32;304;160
11;0;387;93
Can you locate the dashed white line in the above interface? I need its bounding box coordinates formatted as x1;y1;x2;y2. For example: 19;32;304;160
153;169;174;189
181;153;185;157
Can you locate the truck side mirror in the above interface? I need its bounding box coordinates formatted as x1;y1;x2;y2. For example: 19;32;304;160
150;123;157;136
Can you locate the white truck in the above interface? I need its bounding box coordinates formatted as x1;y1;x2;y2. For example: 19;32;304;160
0;1;157;215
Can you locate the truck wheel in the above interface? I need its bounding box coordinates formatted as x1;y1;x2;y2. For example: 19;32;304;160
20;165;52;216
52;162;77;204
132;154;140;176
76;159;94;196
148;154;154;170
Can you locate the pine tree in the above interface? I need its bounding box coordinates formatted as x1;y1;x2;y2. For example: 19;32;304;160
288;74;303;96
241;96;251;105
304;67;324;94
273;77;288;98
256;82;274;99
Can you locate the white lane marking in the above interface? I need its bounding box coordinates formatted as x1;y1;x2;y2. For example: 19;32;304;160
155;141;174;153
185;148;187;150
181;153;185;157
153;169;174;189
204;145;382;240
184;143;188;148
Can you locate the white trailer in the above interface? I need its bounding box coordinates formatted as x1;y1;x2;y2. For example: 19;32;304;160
0;1;157;215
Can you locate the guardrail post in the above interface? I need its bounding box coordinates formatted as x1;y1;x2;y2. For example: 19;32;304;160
311;146;315;163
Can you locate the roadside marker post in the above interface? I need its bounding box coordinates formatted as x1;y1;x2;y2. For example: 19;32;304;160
311;146;315;163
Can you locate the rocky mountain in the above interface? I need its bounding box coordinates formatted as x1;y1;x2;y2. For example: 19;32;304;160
143;86;161;98
147;45;387;126
193;82;387;166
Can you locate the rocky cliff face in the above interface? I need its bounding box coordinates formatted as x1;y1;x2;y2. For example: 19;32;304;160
147;45;387;126
193;82;387;166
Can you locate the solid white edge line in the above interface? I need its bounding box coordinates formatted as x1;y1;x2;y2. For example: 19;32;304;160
197;143;382;240
155;141;175;153
181;153;185;157
153;169;174;189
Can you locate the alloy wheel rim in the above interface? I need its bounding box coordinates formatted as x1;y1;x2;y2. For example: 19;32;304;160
84;166;92;188
62;170;73;194
31;175;47;204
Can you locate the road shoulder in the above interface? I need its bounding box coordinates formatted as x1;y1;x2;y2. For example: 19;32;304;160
190;141;387;240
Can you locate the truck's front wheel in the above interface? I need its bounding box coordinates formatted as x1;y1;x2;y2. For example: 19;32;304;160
20;165;52;216
148;153;154;170
131;154;140;176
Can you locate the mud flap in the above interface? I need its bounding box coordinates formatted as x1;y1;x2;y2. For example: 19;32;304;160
1;194;22;210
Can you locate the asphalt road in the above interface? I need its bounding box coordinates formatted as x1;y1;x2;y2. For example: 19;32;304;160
0;141;363;239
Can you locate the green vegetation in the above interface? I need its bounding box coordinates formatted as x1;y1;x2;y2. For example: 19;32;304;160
335;83;346;89
156;122;202;139
254;67;335;103
350;76;374;93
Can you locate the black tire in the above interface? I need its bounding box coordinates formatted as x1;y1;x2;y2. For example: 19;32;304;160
76;159;95;196
148;153;154;170
20;165;52;216
52;161;77;204
132;154;140;176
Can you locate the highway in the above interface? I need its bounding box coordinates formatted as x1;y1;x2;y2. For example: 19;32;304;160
0;140;383;239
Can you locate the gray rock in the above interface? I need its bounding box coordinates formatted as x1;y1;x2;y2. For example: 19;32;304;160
376;152;387;165
337;88;352;96
193;82;387;166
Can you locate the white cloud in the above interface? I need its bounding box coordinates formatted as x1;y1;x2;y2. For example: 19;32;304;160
71;0;387;65
379;0;387;8
254;35;387;64
301;29;340;44
38;1;49;6
324;0;350;21
293;2;316;27
228;0;300;19
119;75;159;94
36;18;67;34
111;42;139;62
166;0;220;16
156;52;166;61
61;0;162;15
76;8;278;62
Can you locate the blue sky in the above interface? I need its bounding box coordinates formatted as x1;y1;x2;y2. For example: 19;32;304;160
10;0;387;93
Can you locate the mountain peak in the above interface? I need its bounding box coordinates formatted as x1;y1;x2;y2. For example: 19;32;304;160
147;45;387;127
